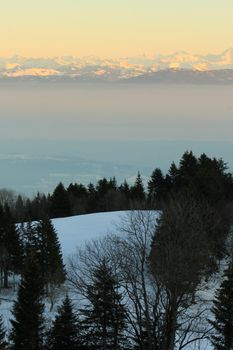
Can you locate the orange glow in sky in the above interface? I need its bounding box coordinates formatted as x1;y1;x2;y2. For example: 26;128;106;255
0;0;232;58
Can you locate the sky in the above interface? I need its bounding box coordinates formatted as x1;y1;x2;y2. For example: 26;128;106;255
1;0;233;57
0;1;233;193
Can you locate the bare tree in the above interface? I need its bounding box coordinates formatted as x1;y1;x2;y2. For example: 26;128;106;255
67;209;213;350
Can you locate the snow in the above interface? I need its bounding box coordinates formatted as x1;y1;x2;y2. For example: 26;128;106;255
0;211;220;348
0;211;132;332
53;211;129;259
50;211;219;350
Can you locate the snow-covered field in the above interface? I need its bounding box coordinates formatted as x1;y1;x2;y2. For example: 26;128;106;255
53;211;128;259
0;211;131;331
0;211;219;348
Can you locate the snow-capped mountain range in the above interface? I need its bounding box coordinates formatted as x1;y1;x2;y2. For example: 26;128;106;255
1;48;233;83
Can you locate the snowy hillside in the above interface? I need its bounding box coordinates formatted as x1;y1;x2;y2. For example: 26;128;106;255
0;211;134;330
53;211;130;258
0;211;220;349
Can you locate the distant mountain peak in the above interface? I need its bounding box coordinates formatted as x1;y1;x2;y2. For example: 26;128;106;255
0;49;233;83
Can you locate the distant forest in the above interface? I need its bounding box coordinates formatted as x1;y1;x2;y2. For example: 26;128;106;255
1;151;233;349
1;151;232;223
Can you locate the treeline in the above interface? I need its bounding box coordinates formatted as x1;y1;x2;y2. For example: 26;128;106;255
6;151;233;222
14;174;146;222
0;151;233;349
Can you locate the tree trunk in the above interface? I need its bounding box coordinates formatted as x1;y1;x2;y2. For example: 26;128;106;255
165;296;177;350
3;267;8;289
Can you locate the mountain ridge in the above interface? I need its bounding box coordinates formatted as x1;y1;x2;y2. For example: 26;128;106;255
1;49;233;83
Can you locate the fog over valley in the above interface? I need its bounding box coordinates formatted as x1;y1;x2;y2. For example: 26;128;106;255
1;82;233;194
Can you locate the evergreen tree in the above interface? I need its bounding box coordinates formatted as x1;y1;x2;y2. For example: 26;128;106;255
130;172;145;204
67;183;88;215
147;168;165;204
36;216;66;291
179;150;198;177
81;260;127;350
119;180;130;197
50;183;70;218
46;295;80;350
0;204;22;288
109;177;117;190
0;315;7;350
166;161;180;191
87;183;97;213
22;221;39;259
15;195;26;222
10;254;44;350
209;260;233;350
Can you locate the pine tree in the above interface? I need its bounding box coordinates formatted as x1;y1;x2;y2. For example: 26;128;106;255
147;168;165;204
46;295;80;350
0;315;7;350
81;260;127;350
119;180;131;209
10;254;44;350
87;183;97;213
179;150;198;176
15;195;26;222
36;216;66;291
119;180;130;196
50;183;70;218
0;204;22;288
209;260;233;350
130;172;145;204
22;221;40;259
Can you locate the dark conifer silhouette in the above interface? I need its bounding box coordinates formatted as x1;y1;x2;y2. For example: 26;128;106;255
81;260;127;350
36;216;66;291
130;172;145;204
50;182;70;218
0;204;22;288
147;168;165;204
209;260;233;350
10;254;44;350
46;295;80;350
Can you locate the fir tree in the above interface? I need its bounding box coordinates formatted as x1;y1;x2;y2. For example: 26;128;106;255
10;254;44;350
209;260;233;350
119;180;130;196
0;204;22;288
22;221;40;259
50;182;70;218
81;260;127;350
87;183;97;213
46;295;80;350
130;172;145;203
15;195;26;222
147;168;165;204
36;216;66;291
167;161;179;187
